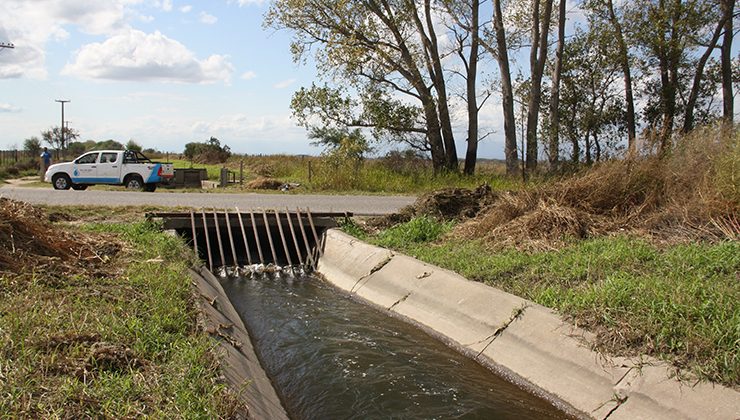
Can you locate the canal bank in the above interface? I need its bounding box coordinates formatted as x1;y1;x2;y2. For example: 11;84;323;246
317;229;740;420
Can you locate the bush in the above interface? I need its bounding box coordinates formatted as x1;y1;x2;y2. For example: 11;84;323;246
184;137;231;164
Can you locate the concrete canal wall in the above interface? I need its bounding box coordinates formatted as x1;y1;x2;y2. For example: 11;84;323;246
316;229;740;420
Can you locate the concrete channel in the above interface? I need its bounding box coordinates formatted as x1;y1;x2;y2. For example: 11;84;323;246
154;211;740;420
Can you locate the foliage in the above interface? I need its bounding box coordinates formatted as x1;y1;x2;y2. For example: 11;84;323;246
41;126;80;151
126;140;143;152
183;137;231;164
374;216;454;249
23;136;42;155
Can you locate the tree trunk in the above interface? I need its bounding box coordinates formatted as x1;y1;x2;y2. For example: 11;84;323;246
585;126;592;165
420;0;458;172
525;0;554;172
548;0;566;171
721;0;735;127
682;9;727;133
606;0;636;153
463;0;481;175
492;0;519;176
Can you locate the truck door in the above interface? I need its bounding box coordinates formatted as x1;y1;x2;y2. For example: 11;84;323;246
96;152;121;183
71;152;100;183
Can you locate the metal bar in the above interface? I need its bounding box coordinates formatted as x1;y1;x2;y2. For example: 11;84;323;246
189;210;199;259
262;210;278;265
250;212;264;265
201;209;213;272
284;208;303;266
224;209;238;267
213;209;226;268
274;210;293;267
295;208;315;269
306;208;322;264
235;207;253;265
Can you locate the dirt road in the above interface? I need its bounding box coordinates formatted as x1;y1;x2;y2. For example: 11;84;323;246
0;185;415;215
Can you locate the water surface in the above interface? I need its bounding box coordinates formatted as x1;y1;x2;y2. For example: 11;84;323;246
221;274;567;419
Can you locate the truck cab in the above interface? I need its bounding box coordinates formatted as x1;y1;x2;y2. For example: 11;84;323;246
45;150;174;192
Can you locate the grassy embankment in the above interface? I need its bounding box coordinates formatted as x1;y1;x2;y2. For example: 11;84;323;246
343;127;739;387
0;202;241;417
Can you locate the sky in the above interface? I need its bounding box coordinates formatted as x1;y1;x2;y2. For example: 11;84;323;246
0;1;735;158
0;0;334;156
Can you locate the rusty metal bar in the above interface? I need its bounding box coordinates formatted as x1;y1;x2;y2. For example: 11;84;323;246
307;208;322;264
250;212;264;265
284;208;303;266
201;209;213;272
295;208;315;269
189;210;199;259
274;210;293;267
212;209;226;268
224;209;238;267
262;210;278;265
235;207;253;265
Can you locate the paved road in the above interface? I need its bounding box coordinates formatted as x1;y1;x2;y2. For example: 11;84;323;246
0;185;416;215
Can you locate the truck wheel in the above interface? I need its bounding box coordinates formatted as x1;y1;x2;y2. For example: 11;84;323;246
143;183;157;192
125;175;144;190
52;174;71;190
71;184;88;191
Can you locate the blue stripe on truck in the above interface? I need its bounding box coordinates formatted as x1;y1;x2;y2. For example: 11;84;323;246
71;177;119;184
146;163;162;183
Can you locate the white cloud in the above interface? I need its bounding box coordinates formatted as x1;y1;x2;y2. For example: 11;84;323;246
180;5;192;13
139;14;155;23
274;78;296;89
157;0;173;12
199;11;218;25
0;0;132;79
0;103;21;112
232;0;267;6
240;71;256;80
62;29;234;84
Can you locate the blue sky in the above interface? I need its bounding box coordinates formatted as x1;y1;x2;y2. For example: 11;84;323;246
0;0;328;155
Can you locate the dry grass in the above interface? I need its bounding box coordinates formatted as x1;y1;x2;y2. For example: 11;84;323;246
0;198;121;279
457;126;739;250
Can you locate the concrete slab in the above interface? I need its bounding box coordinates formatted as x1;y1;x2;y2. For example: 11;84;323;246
364;254;529;355
316;229;394;292
190;267;289;420
610;364;740;420
482;304;629;418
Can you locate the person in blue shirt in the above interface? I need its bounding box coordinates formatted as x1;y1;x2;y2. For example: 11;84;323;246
40;147;52;182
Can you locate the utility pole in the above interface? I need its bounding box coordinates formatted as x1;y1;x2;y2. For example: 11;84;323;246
0;42;14;51
55;99;70;152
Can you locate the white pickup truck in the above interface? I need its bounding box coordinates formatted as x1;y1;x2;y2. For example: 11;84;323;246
45;150;174;192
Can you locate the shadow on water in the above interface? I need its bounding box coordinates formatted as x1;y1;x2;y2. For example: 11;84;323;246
220;273;569;419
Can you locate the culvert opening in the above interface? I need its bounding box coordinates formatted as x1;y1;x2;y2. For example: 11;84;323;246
149;209;345;273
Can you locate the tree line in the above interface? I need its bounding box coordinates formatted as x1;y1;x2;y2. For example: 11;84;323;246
266;0;737;175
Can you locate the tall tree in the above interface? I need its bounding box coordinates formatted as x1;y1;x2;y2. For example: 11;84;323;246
548;0;567;169
446;0;484;175
525;0;554;172
266;0;459;173
682;0;731;132
483;0;520;175
603;0;637;152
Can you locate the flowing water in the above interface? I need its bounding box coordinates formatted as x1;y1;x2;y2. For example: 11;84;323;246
220;273;568;419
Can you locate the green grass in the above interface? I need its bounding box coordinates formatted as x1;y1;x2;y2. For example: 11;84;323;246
357;218;740;386
0;220;241;417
